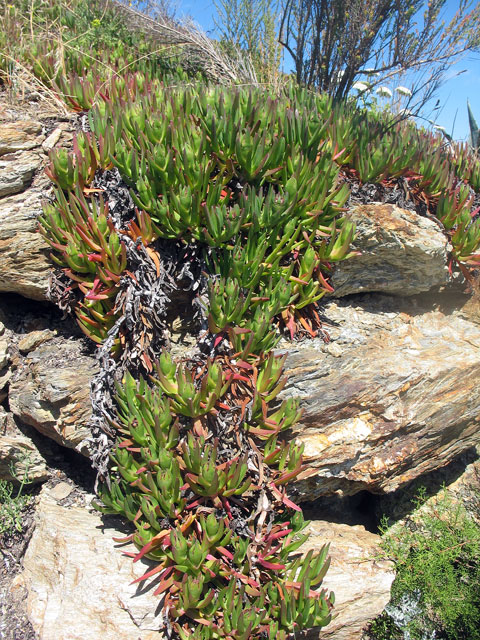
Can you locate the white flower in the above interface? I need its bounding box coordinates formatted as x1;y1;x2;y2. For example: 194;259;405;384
395;86;412;97
352;81;369;92
398;108;412;117
376;86;393;98
433;125;446;131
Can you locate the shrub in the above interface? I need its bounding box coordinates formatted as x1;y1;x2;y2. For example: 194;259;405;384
0;454;34;537
372;487;480;640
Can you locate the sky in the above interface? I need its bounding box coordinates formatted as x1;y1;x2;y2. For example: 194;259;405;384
173;0;480;143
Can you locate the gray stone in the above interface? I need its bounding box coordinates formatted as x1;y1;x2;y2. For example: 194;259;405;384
301;521;394;639
0;169;52;300
0;338;10;369
19;487;165;640
9;338;97;455
331;204;449;297
41;128;62;152
49;481;73;501
283;294;480;500
18;329;56;354
0;150;42;197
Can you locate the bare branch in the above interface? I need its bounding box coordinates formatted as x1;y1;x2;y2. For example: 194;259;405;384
278;0;480;111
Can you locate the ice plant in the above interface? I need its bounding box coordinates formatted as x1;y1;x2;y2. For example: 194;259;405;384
38;64;480;640
95;352;334;639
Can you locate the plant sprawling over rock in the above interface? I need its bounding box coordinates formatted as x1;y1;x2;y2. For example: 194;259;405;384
39;79;356;639
17;1;480;634
37;64;480;637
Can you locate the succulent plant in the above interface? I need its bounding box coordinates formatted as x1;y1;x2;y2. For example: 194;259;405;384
93;347;334;639
451;141;480;193
468;101;479;152
39;186;126;345
40;73;480;640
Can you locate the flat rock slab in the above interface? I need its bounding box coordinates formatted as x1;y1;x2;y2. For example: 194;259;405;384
0;150;43;197
331;204;448;297
9;337;97;455
18;487;165;640
284;294;480;500
17;487;392;640
18;329;56;354
301;521;394;639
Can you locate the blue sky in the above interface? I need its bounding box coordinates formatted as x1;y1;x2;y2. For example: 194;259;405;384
175;0;480;142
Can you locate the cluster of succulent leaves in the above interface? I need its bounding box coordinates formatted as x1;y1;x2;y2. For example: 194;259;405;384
40;80;357;350
95;353;333;639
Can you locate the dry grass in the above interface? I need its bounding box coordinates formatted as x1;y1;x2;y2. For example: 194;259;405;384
1;0;263;110
108;0;258;85
0;58;70;118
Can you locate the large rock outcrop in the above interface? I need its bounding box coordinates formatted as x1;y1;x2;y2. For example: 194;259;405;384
5;290;478;499
283;292;480;500
9;337;96;456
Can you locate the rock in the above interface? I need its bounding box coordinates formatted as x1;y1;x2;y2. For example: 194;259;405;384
0;170;52;300
9;338;96;455
41;128;62;152
0;150;43;197
5;291;476;501
284;294;480;500
444;455;480;523
18;329;56;354
0;121;43;155
378;451;480;527
331;204;449;297
20;486;164;640
0;338;10;369
300;521;395;639
0;425;49;484
49;481;73;501
0;368;12;403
